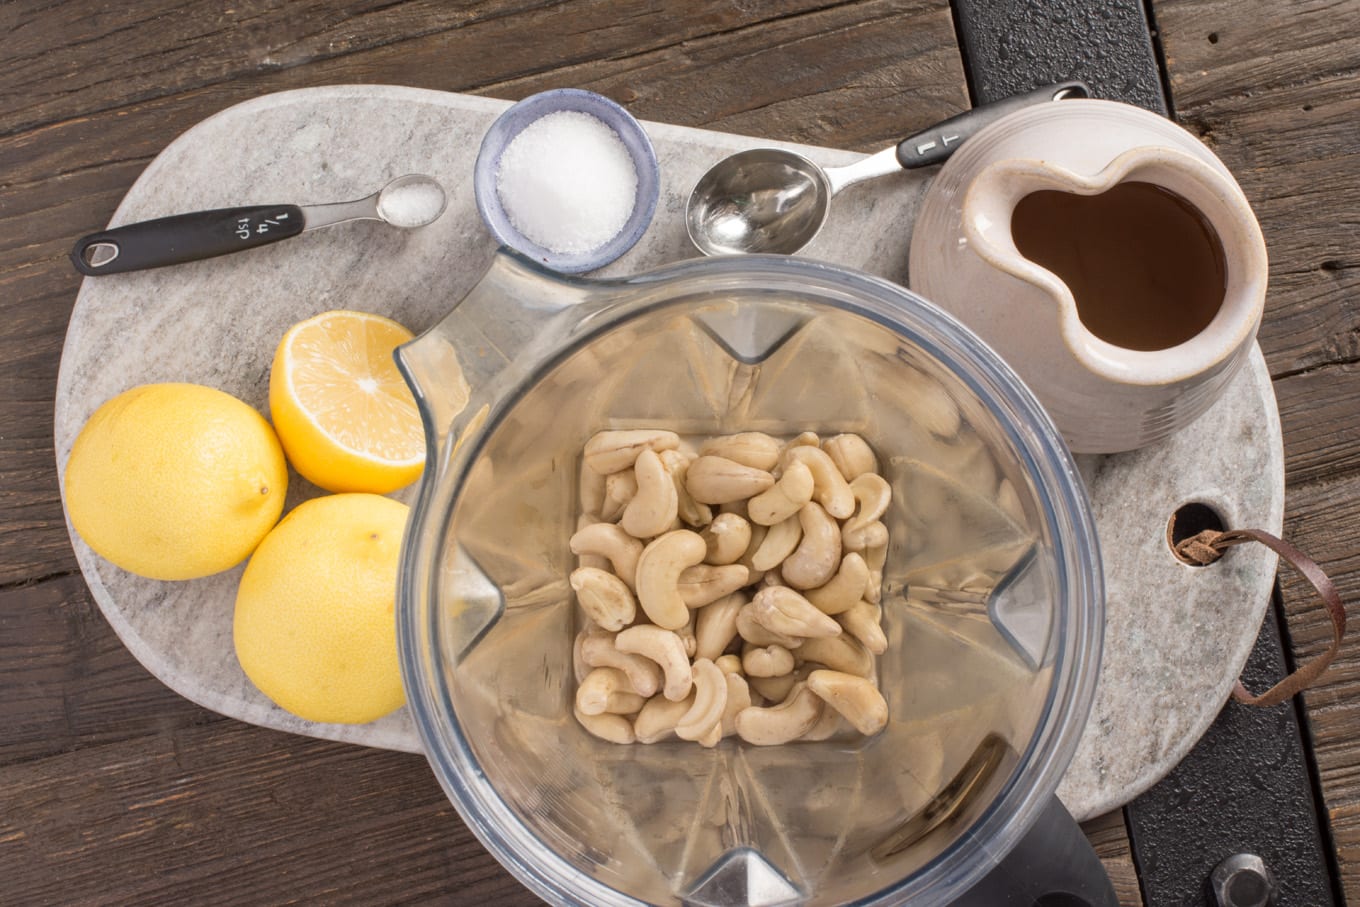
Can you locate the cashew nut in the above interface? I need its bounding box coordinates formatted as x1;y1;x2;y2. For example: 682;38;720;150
701;512;753;565
715;653;743;675
779;431;820;460
747;459;814;526
571;522;644;589
573;626;595;683
761;564;784;587
621;449;680;539
749;585;842;639
796;634;874;678
735;603;803;649
570;567;637;631
685;456;776;505
699;432;781;471
843;473;892;537
807;669;888;735
838;601;887;655
678;608;699;658
697;721;722;748
675;658;727;741
634;530;707;629
615;625;694;701
781;503;842;589
822;433;878;482
575;705;636;744
749;515;801;572
720;672;753;737
748;671;801;704
864;539;887;604
678;564;750;608
735;682;826;745
574;515;610;571
802;552;870;616
633;692;695;743
842;519;889;555
695;592;745;662
600;469;638;522
579;630;664;698
576;667;646;716
659;449;714;528
584;429;681;475
784;446;855;519
579;460;607;518
736;521;768;580
802;703;844;741
742;643;796;678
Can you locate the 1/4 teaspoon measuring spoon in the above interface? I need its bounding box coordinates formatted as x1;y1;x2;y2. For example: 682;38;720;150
71;173;447;276
686;81;1089;256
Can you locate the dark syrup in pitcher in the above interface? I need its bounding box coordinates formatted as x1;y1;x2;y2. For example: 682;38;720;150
1011;181;1227;351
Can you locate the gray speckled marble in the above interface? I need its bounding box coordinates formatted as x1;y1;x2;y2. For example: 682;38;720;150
55;86;1282;818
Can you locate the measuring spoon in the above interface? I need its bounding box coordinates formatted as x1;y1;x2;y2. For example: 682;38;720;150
71;174;447;276
686;81;1089;256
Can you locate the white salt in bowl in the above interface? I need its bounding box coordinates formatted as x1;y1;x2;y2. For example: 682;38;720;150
474;88;660;274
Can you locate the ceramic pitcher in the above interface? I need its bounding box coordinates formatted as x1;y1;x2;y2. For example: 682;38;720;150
909;99;1268;454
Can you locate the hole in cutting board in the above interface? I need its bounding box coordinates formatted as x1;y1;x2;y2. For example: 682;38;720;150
1166;501;1226;566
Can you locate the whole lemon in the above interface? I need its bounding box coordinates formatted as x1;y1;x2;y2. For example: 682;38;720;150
64;383;287;581
233;493;409;725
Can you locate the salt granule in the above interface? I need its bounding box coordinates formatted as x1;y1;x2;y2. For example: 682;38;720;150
496;110;638;255
378;179;446;228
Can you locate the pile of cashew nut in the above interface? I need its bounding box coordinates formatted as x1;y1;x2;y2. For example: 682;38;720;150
571;429;892;747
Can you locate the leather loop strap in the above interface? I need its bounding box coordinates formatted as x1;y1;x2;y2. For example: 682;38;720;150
1173;526;1346;707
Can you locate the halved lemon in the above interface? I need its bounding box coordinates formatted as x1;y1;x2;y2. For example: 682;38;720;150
269;310;424;494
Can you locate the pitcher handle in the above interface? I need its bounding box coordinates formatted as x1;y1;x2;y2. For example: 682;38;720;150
954;797;1119;906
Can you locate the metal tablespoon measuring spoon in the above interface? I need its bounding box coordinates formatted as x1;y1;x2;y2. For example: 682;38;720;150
71;174;448;276
686;81;1089;256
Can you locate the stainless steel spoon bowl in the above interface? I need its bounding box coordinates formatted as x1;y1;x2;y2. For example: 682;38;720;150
686;81;1088;256
72;173;448;276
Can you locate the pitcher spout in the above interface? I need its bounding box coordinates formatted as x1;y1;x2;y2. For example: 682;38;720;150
395;248;596;475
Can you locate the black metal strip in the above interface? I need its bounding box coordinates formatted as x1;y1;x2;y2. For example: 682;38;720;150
950;0;1168;113
1123;588;1337;905
946;2;1341;903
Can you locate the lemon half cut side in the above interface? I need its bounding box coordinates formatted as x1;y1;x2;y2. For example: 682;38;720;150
270;310;424;494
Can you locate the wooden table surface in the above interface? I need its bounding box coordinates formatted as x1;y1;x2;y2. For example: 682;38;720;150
2;1;1356;904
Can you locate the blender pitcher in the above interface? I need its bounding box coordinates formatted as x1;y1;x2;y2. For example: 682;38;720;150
395;250;1115;906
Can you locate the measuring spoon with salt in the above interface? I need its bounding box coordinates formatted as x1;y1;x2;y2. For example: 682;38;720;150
71;174;447;276
686;81;1088;257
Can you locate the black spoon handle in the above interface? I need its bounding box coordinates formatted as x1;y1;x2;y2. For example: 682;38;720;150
70;204;305;276
895;80;1091;169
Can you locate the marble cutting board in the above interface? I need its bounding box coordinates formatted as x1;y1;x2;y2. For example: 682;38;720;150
54;85;1283;822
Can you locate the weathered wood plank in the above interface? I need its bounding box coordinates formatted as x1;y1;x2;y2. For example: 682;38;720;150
0;573;220;766
1276;360;1360;488
1083;810;1145;906
1265;469;1360;896
1152;0;1360;375
0;0;968;588
0;0;842;136
0;720;534;905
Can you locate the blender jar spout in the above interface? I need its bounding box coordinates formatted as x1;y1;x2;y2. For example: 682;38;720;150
395;248;598;473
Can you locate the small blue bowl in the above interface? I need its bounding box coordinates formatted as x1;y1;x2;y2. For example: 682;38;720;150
474;89;660;274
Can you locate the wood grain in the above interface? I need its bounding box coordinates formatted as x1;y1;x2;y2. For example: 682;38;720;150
0;0;968;587
0;721;533;906
1154;0;1360;900
8;1;1132;904
1152;0;1360;376
1083;811;1144;906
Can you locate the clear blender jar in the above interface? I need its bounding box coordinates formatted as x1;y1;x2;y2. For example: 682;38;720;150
395;250;1113;906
